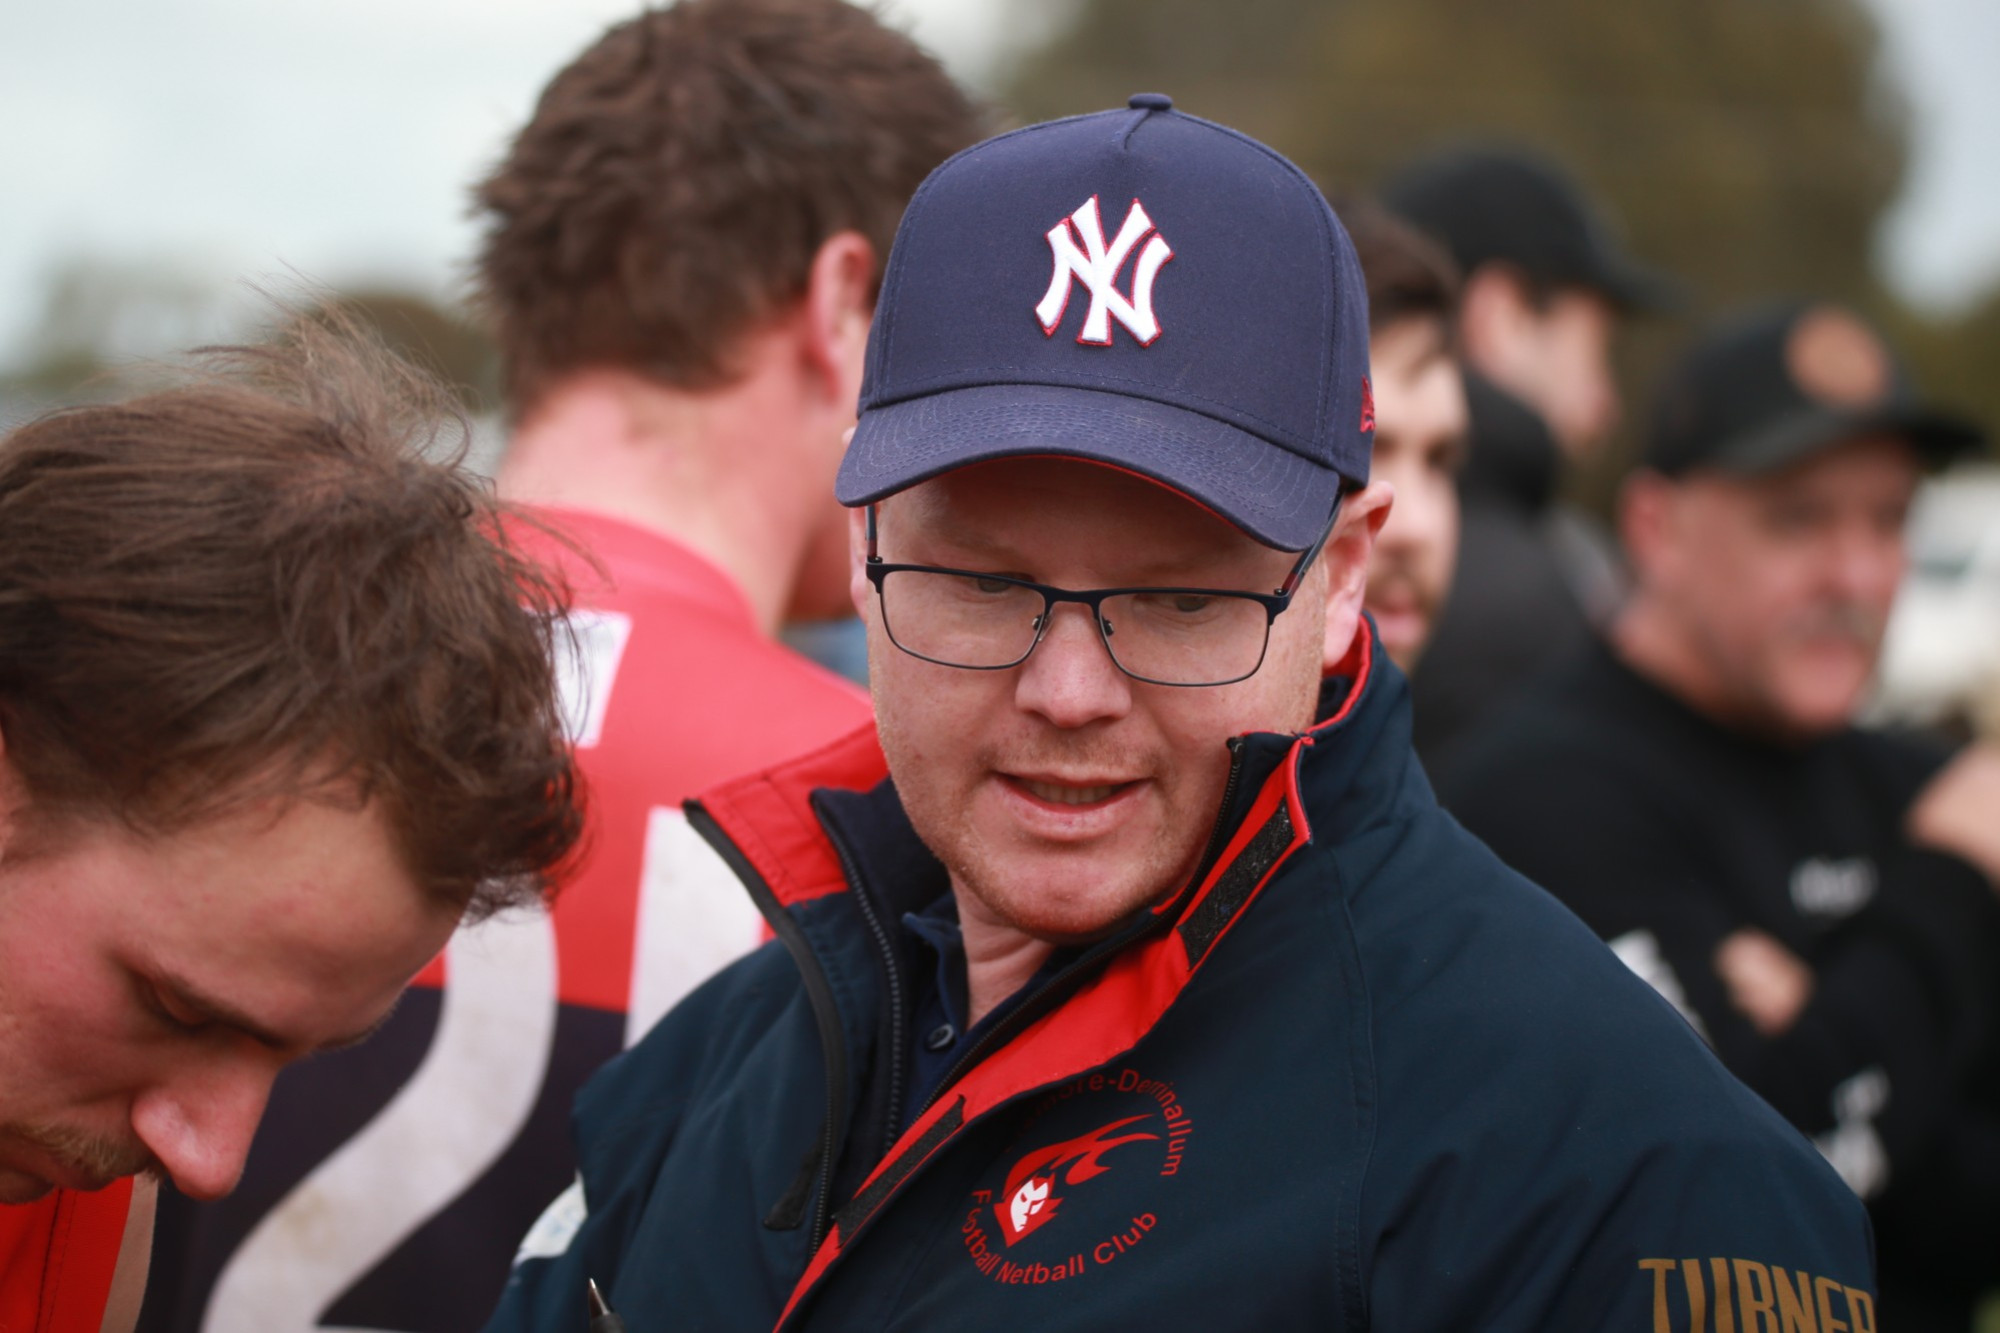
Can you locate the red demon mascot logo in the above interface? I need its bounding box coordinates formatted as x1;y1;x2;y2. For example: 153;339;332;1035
995;1116;1159;1246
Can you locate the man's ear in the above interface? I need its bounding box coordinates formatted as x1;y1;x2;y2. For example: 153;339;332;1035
1320;481;1395;674
1455;263;1535;378
803;231;877;411
1617;470;1672;588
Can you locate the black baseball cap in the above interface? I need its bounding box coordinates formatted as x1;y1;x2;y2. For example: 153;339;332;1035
838;94;1372;552
1380;144;1676;314
1644;300;1984;477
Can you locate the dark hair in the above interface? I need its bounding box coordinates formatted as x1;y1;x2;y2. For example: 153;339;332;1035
0;314;584;917
472;0;984;415
1340;198;1462;335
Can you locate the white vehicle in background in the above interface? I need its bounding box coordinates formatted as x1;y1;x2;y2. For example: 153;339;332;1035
1873;463;2000;734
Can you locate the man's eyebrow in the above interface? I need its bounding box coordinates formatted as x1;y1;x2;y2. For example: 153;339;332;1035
900;523;1252;586
154;970;397;1055
894;520;1020;564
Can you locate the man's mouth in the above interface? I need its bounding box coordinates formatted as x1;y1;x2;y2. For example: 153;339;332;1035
999;773;1142;813
1019;779;1124;806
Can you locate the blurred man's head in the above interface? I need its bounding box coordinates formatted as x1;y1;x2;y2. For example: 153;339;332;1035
1344;202;1467;670
1618;302;1983;740
1382;145;1672;460
474;0;980;415
473;0;981;624
0;321;583;1204
837;97;1389;941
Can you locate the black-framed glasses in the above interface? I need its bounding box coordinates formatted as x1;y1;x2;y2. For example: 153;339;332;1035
862;499;1340;688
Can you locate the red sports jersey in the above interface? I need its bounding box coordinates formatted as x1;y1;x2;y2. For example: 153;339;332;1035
138;508;871;1333
2;1180;140;1333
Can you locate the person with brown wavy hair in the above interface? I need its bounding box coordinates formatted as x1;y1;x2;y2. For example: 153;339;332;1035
0;315;582;1333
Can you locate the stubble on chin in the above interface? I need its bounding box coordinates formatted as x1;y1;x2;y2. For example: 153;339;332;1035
943;815;1202;946
0;1118;159;1194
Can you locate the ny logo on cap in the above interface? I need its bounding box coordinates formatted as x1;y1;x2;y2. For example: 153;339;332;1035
1035;196;1174;347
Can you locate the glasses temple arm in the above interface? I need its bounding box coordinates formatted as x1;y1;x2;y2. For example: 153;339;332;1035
1277;493;1345;597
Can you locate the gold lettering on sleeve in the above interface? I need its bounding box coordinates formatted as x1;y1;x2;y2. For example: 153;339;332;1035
1638;1258;1872;1333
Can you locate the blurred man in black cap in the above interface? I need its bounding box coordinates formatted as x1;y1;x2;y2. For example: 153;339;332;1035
1444;300;2000;1330
1383;145;1675;760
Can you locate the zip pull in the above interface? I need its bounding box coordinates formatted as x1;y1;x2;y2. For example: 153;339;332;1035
763;1139;823;1231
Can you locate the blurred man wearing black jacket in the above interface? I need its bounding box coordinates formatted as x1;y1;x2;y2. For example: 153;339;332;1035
1445;301;2000;1330
1383;146;1675;762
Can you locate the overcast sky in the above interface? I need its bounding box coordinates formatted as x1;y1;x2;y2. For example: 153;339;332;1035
0;0;1994;368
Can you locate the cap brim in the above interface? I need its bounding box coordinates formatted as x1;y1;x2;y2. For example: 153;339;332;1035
1712;404;1987;475
839;383;1346;551
1593;256;1683;315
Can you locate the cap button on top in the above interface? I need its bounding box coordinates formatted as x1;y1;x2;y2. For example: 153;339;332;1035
1128;92;1173;111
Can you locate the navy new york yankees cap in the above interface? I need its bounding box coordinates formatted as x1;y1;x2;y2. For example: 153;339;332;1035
837;93;1373;552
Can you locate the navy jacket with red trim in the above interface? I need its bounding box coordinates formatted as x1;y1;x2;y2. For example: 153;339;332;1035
487;630;1875;1332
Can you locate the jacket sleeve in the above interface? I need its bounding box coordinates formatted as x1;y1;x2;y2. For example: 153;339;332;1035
1448;742;1976;1197
482;1056;691;1333
1368;1107;1881;1331
1359;866;1880;1332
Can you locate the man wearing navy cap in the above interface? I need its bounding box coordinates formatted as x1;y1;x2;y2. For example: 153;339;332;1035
490;105;1872;1332
1446;301;2000;1329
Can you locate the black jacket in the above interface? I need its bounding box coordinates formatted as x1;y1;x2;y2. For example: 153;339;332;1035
489;630;1874;1332
1444;640;2000;1329
1409;374;1601;763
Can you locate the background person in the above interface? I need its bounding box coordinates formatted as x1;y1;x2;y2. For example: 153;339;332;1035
1444;300;2000;1331
1342;200;1468;671
0;317;582;1333
1381;144;1676;761
488;97;1872;1333
137;5;981;1330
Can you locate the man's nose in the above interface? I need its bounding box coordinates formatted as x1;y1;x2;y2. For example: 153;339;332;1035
1013;600;1132;728
129;1056;279;1200
1826;523;1904;603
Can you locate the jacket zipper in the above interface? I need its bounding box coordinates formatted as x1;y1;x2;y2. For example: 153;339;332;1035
1187;735;1250;892
685;800;848;1253
914;735;1251;1120
814;800;910;1158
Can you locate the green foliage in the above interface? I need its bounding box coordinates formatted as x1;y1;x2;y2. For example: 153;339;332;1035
1002;0;1995;497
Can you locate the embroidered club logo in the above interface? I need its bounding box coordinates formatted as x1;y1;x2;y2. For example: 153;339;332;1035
1035;196;1174;347
994;1115;1158;1245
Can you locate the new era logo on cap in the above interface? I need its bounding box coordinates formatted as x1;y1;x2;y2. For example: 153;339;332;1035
838;93;1373;552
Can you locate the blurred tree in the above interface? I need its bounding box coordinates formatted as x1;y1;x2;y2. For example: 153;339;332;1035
1002;0;1995;494
304;286;499;413
1890;287;2000;444
5;257;237;397
1;261;497;414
